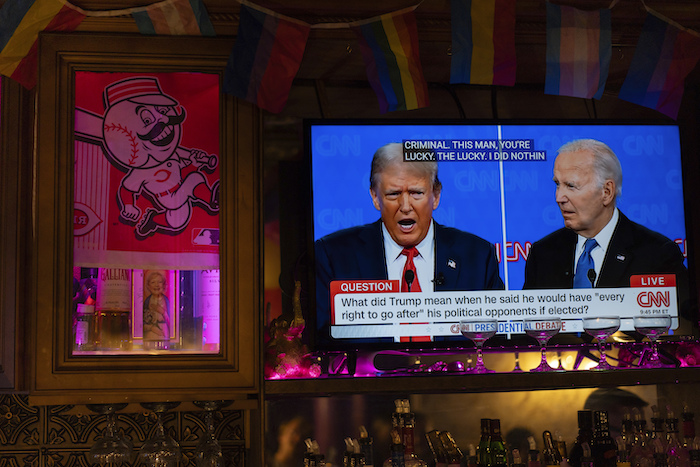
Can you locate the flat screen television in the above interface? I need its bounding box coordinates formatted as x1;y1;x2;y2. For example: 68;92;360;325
307;120;691;352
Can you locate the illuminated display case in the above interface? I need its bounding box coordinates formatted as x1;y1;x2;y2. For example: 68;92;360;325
29;33;261;405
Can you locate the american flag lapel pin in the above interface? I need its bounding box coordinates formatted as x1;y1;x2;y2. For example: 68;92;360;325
616;254;626;262
447;259;457;269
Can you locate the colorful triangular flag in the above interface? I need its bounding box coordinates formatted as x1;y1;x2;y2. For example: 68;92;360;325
350;6;429;113
0;0;86;89
450;0;516;86
132;0;215;36
544;1;611;100
223;2;310;113
618;9;700;119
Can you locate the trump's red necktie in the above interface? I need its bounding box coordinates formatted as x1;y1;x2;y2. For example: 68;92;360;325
401;247;421;292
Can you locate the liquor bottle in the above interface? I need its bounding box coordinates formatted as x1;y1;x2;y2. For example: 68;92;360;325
425;430;447;467
650;406;667;453
622;410;637;453
490;420;508;467
618;436;632;467
438;431;463;467
400;400;427;467
95;267;133;350
543;431;563;467
579;443;593;467
73;267;98;351
528;436;541;467
360;426;375;467
198;269;221;351
466;444;479;467
354;439;367;467
570;411;594;467
683;404;696;450
478;419;492;467
345;437;357;467
387;428;406;467
630;408;653;467
592;411;618;467
665;407;690;467
555;431;568;464
513;449;526;467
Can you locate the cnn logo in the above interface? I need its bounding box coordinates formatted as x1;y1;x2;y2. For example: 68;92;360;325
636;291;671;308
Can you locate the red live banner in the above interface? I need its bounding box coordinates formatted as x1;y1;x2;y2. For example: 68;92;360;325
630;274;676;287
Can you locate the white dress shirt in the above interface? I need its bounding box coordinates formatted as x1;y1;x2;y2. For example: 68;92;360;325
382;220;436;291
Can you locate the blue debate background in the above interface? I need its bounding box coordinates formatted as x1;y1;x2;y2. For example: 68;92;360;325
310;123;686;291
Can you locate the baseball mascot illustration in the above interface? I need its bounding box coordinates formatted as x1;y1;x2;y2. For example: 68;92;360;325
77;76;219;239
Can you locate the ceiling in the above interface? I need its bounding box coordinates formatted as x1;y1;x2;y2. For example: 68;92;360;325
50;0;700;91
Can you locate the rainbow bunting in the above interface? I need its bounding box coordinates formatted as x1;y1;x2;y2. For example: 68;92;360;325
544;2;611;100
449;0;516;86
223;3;309;113
132;0;215;36
351;7;429;113
0;0;85;89
618;10;700;120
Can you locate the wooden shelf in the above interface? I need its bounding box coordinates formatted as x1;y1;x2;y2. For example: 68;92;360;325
265;366;700;397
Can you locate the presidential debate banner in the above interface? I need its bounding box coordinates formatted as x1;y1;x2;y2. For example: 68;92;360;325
310;122;687;293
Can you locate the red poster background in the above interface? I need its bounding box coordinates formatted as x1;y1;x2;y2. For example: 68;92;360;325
74;71;220;269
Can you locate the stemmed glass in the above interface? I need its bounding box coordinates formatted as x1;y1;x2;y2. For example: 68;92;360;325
633;314;672;368
460;318;498;374
193;400;233;467
87;403;132;466
523;317;563;372
139;402;181;467
582;316;621;370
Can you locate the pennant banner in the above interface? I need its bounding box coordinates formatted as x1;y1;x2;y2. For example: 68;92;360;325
0;0;86;89
618;10;700;119
223;3;310;114
350;6;429;113
544;2;611;100
450;0;516;86
132;0;215;36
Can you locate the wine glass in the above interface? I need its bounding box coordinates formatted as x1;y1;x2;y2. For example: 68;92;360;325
523;317;563;372
139;402;181;467
460;318;498;374
633;314;672;368
582;316;621;370
87;403;132;466
193;400;233;467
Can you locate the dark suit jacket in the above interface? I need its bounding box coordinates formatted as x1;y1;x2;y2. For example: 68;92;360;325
314;220;504;333
523;212;687;291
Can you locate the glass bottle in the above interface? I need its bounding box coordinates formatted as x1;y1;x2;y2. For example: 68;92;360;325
528;436;541;467
425;430;447;467
478;419;492;467
666;407;690;467
543;430;563;467
400;400;426;467
438;431;464;467
683;404;696;450
650;406;667;454
570;411;594;467
387;429;406;467
630;408;653;467
360;426;375;467
490;420;508;467
618;436;632;467
591;411;617;467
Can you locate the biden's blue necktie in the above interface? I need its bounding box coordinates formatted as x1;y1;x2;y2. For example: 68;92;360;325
574;238;598;288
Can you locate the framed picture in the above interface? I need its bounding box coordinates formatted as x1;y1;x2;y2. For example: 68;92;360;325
31;32;260;403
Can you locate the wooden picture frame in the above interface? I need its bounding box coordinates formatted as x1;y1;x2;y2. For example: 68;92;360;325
30;32;261;405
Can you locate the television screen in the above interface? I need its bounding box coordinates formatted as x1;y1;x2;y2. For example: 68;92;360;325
308;120;690;350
